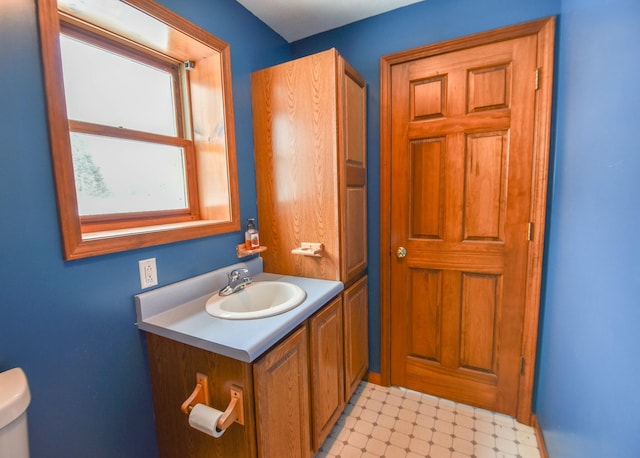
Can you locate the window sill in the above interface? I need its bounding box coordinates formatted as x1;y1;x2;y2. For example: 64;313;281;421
61;219;239;260
82;220;217;241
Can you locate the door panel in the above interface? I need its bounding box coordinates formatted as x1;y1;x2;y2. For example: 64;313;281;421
408;269;441;362
390;35;537;416
463;131;508;241
410;138;445;238
459;273;500;373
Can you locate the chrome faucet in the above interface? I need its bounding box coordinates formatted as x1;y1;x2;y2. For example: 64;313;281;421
219;268;252;296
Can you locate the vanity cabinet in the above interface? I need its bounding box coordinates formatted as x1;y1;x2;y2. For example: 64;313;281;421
145;295;350;457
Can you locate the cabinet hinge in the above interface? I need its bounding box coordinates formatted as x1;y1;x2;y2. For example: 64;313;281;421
527;222;534;241
535;68;540;90
520;356;526;375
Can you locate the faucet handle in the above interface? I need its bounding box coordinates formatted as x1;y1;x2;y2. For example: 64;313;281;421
228;268;249;281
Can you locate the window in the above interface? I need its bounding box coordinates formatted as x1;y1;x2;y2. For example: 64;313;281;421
38;0;240;259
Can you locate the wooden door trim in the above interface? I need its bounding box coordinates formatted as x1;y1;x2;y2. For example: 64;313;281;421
379;17;555;424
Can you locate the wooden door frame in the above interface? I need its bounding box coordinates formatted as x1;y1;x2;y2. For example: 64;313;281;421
379;17;555;425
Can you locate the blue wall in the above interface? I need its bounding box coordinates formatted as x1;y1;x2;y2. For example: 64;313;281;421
535;0;640;457
3;0;639;456
0;1;288;456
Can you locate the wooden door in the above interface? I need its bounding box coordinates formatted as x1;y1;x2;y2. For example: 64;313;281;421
382;19;554;419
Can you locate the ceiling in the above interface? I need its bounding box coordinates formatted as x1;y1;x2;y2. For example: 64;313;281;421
236;0;425;42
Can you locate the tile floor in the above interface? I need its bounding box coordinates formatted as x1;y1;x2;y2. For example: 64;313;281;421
317;382;540;458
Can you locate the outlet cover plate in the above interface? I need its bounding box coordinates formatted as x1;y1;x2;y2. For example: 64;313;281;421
139;258;158;289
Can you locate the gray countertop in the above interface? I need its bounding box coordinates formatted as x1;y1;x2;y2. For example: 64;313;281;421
134;257;344;362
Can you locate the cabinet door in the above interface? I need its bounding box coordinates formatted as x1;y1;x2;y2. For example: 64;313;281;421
253;325;311;458
340;58;367;285
309;296;345;451
343;275;369;399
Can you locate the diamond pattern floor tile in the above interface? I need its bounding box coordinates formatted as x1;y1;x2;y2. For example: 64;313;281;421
316;382;540;458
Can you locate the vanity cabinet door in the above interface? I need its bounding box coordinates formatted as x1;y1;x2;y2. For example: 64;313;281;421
343;275;369;399
253;325;311;458
309;296;345;451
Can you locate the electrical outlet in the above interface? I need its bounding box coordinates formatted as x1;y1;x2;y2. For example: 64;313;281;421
138;258;158;289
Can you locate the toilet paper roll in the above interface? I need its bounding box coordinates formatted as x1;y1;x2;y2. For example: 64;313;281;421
188;404;226;438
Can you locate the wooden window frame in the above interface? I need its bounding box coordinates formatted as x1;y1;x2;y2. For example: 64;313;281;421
38;0;240;260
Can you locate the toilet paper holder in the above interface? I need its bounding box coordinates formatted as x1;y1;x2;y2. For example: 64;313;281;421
181;373;244;428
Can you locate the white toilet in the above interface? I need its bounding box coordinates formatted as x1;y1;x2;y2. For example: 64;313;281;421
0;368;31;458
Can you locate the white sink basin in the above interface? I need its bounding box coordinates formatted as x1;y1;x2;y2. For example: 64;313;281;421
205;281;307;320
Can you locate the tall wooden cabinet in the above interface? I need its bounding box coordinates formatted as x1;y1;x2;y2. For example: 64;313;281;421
252;48;367;286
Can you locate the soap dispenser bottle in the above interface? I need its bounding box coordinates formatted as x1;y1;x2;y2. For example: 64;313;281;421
245;218;260;249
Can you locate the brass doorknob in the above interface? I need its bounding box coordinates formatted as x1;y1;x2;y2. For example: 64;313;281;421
396;247;407;258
